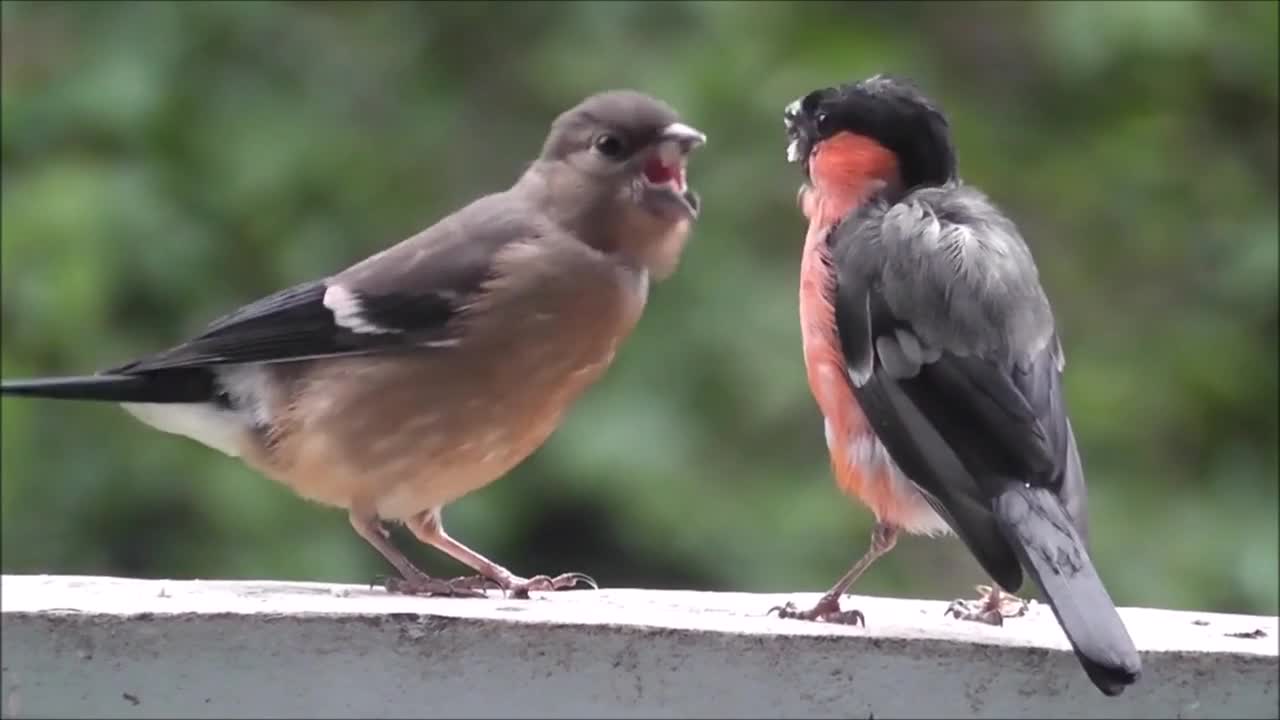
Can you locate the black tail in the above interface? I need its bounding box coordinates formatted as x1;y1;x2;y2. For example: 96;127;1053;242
995;483;1142;696
1;371;215;404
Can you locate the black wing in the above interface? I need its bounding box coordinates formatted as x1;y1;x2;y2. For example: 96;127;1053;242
107;280;460;373
109;194;527;375
829;184;1073;591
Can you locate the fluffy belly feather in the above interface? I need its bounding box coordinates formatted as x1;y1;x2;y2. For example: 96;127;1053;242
242;335;622;521
822;411;952;536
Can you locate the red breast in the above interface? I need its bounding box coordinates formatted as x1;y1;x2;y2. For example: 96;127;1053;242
797;132;910;518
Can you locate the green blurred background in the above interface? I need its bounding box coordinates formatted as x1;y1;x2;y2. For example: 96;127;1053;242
2;0;1276;616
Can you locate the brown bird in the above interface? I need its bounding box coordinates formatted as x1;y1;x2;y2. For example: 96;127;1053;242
0;89;706;600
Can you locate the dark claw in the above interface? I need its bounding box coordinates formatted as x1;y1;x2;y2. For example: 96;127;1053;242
768;601;802;618
768;598;865;626
504;571;599;599
549;572;598;590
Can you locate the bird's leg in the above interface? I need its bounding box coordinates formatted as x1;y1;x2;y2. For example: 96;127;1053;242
769;522;899;626
348;511;488;598
405;509;597;600
944;584;1029;626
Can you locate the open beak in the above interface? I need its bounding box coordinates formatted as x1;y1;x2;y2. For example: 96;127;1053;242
640;122;706;220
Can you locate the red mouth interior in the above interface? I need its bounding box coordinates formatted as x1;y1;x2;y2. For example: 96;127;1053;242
644;153;684;189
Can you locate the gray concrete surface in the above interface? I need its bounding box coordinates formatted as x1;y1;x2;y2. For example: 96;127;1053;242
1;574;1276;719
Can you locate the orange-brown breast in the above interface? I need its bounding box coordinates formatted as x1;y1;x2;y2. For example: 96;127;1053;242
239;236;649;523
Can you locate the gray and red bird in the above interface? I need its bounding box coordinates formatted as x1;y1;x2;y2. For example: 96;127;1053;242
1;90;705;600
774;75;1142;696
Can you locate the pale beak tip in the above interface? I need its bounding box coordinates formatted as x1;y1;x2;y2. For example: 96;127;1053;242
661;122;707;150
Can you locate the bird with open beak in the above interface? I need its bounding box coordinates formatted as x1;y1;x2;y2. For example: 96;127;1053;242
0;90;706;600
773;75;1141;696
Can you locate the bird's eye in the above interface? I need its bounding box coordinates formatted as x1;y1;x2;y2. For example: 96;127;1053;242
815;111;831;132
593;133;626;159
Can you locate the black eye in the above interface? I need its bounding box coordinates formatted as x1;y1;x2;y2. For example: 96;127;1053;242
593;133;626;159
815;111;831;132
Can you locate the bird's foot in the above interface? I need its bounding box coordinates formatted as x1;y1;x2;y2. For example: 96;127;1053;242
767;594;866;626
944;584;1028;626
501;572;597;600
381;571;498;599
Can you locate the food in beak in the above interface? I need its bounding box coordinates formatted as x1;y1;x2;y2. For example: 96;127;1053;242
783;97;807;164
786;138;804;163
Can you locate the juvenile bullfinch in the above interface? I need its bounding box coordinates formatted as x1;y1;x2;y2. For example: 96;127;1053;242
1;90;706;600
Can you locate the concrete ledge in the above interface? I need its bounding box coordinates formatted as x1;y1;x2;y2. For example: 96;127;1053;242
1;574;1276;719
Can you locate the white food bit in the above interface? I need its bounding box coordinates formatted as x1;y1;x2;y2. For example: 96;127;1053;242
786;139;803;163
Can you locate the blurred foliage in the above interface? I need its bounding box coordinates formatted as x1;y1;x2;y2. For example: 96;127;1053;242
1;0;1276;616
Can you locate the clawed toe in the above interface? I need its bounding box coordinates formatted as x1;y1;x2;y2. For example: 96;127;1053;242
505;571;598;599
383;573;492;598
767;601;803;618
546;572;598;591
446;574;505;594
945;599;1003;626
945;585;1028;626
378;568;597;600
768;598;865;626
824;608;866;626
994;595;1029;619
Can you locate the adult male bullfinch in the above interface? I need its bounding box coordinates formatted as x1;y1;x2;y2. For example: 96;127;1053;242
771;75;1141;696
1;90;706;600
